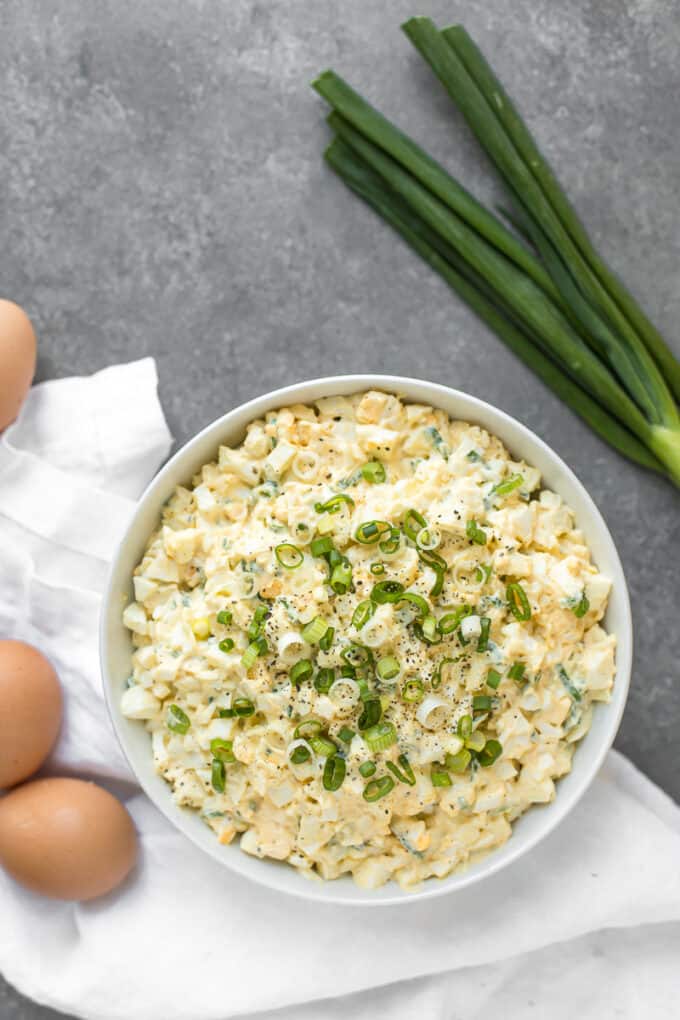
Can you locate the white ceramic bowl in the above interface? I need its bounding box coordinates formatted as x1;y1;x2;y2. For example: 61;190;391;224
101;375;632;905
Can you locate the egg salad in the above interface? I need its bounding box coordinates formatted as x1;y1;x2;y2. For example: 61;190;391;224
121;391;615;889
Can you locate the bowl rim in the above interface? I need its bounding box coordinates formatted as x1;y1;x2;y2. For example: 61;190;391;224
100;374;632;906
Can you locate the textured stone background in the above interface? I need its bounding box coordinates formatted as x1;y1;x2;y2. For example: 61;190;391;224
1;0;679;1015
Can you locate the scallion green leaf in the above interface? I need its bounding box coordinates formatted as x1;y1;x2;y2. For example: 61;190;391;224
274;543;304;569
290;659;313;686
301;616;329;644
363;720;397;752
362;775;395;801
466;519;487;545
361;460;386;483
506;582;532;621
355;520;392;544
315;494;355;514
352;599;376;630
167;704;190;734
359;760;377;777
211;759;226;793
323;754;347;791
376;656;400;681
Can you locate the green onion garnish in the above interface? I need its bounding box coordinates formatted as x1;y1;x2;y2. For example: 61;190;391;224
362;775;395;802
216;610;232;626
301;616;329;644
491;473;524;499
371;580;405;603
330;559;352;594
219;638;235;653
438;605;473;634
318;625;335;651
508;661;526;682
241;636;268;669
314;667;335;693
342;643;374;669
478;739;503;767
290;659;313;686
431;656;456;689
338;726;355;743
457;714;473;739
472;694;493;712
233;697;255;717
431;763;452;787
218;708;235;718
167;704;190;734
416;526;440;551
572;592;590;618
359;760;377;777
210;738;235;763
403;508;427;541
386;753;416;786
477;617;491;652
315;494;355;514
444;748;471;773
248;604;269;641
418;548;447;596
465;730;485;752
419;614;439;643
401;677;424;702
363;721;397;752
311;535;335;557
358;696;382;730
376;656;400;681
379;527;401;554
474;564;493;584
506;582;532;621
274;543;304;569
323;754;347;791
466;519;487;545
361;460;386;483
289;743;311;764
294;716;324;740
370;561;386;575
309;733;337;757
487;668;502;689
397;591;430;617
211;759;226;793
355;520;392;544
352;599;375;630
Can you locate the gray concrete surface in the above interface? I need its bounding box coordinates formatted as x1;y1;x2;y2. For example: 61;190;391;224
1;0;679;1015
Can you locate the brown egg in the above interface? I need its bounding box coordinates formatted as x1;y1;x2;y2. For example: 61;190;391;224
0;300;37;432
0;640;63;788
0;778;138;900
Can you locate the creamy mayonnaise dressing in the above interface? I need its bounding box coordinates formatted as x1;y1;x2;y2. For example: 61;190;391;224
122;391;615;889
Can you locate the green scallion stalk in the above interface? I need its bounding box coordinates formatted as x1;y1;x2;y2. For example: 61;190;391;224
216;610;232;626
355;520;392;544
508;662;526;683
571;593;590;618
402;508;428;541
241;637;267;670
358;696;382;730
401;677;425;702
167;704;190;734
211;759;226;793
466;519;487;545
386;754;416;786
295;716;324;740
233;697;256;717
486;668;502;690
477;617;491;652
290;659;313;686
323;754;347;791
478;738;503;767
472;694;493;712
289;743;311;764
302;616;329;644
352;600;376;630
445;748;471;773
330;559;353;594
371;580;405;603
376;656;401;681
465;730;486;753
397;592;430;617
457;714;473;739
363;775;395;801
274;543;304;569
431;763;452;786
338;726;355;743
315;494;355;514
248;604;269;641
218;638;235;653
210;738;235;764
359;760;377;778
363;721;398;752
491;473;524;499
309;733;338;757
506;582;532;621
370;561;386;576
314;667;335;693
311;535;335;557
361;460;386;483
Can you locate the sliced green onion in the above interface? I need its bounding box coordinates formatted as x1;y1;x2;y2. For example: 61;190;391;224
377;656;400;681
419;548;447;596
431;656;457;689
397;592;430;617
419;614;439;643
167;704;190;734
358;696;382;730
290;659;313;686
363;721;397;752
508;661;526;682
472;694;493;712
386;753;416;786
457;714;473;739
474;564;493;584
506;582;532;621
248;604;270;641
361;460;386;483
216;610;232;626
487;668;502;690
315;494;355;514
338;726;355;743
352;599;376;630
319;625;335;651
330;559;353;594
445;748;471;773
465;730;486;753
438;605;473;634
301;616;329;644
359;760;377;777
571;593;590;618
219;638;235;653
416;526;441;551
491;473;524;499
241;636;268;669
309;733;337;757
295;716;324;740
431;763;452;787
233;697;255;717
289;743;311;764
477;617;491;652
355;520;392;544
218;708;235;719
363;775;395;801
466;519;487;545
401;677;425;702
311;535;335;557
210;738;235;763
370;561;386;575
323;754;347;791
275;543;304;569
379;527;401;554
211;759;226;793
403;508;427;541
314;667;336;694
557;664;583;702
478;739;503;767
371;580;405;603
342;643;374;669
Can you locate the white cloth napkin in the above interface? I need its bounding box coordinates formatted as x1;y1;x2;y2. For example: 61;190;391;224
1;359;679;1020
